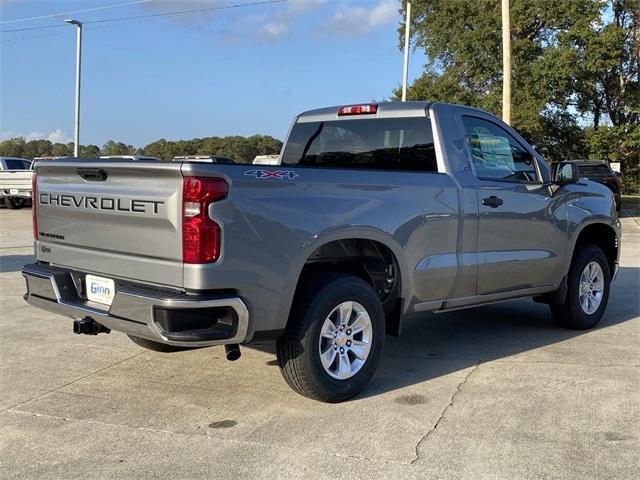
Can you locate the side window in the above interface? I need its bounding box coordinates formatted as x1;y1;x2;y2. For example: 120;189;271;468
462;116;538;182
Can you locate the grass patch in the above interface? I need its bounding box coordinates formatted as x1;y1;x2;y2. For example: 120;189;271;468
622;195;640;207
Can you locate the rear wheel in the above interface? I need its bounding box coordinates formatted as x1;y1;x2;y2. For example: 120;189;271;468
7;198;25;209
276;273;385;402
127;334;193;353
551;243;610;330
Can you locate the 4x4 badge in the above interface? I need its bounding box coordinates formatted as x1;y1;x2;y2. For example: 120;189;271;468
244;169;298;180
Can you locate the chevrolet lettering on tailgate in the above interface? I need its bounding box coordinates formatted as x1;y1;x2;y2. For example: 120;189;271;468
39;192;164;214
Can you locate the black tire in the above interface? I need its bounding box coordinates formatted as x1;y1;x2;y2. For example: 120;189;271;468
7;198;25;209
276;273;385;403
127;334;193;353
550;243;610;330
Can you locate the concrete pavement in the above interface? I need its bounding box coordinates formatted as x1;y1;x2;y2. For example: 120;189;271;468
1;207;638;479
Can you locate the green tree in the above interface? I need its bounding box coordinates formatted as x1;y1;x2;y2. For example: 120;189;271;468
101;140;135;156
0;137;26;157
79;144;100;158
143;134;282;163
560;0;639;188
399;0;600;156
51;143;72;157
400;0;639;191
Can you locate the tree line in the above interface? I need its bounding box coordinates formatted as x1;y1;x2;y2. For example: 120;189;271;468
399;0;639;193
0;134;282;164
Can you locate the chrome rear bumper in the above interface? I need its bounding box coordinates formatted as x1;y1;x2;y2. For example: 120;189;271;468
22;263;249;347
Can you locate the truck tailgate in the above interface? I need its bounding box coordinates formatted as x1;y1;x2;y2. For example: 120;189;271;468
35;161;184;288
0;171;32;189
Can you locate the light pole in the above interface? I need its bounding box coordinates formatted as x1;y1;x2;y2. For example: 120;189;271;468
65;19;82;156
401;1;411;101
501;0;511;124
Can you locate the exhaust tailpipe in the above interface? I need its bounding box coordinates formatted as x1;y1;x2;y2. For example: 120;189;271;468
225;344;241;361
73;317;111;335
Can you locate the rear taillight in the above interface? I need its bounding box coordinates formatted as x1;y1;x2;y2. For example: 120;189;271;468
338;104;378;116
32;172;37;240
182;176;228;264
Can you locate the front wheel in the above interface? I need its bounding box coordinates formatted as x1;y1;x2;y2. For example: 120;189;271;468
276;273;385;402
551;243;611;330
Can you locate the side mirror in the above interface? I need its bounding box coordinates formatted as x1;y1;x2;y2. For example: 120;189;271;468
551;162;579;185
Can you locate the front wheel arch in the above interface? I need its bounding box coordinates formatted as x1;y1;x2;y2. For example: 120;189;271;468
568;222;618;278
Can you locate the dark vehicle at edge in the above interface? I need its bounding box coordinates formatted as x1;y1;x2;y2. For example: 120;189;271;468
565;160;622;212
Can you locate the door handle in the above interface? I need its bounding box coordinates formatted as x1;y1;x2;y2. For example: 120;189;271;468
77;168;107;181
482;195;503;208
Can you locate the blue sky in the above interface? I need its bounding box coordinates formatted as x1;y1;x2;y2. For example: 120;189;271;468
1;0;424;147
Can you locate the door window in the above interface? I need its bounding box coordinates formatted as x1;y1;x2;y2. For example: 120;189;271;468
462;116;538;183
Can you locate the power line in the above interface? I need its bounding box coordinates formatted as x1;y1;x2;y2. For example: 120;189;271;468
0;0;152;25
0;0;288;34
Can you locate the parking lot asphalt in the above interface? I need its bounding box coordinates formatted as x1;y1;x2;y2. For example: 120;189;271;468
0;207;638;480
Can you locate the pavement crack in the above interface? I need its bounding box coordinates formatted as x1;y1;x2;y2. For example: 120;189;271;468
4;351;145;413
411;363;479;466
497;359;639;368
5;409;409;466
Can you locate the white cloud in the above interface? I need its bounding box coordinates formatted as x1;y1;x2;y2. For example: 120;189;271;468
288;0;326;14
250;0;326;41
144;0;327;42
259;21;289;40
141;0;394;42
46;129;72;143
325;0;397;37
0;129;72;143
0;130;16;141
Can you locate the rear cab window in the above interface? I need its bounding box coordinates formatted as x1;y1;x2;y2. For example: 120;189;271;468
4;159;32;170
281;117;438;172
577;164;611;175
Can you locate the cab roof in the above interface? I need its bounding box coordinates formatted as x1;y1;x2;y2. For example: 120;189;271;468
297;101;434;123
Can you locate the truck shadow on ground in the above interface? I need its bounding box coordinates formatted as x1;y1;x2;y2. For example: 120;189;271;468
251;266;639;399
620;208;639;219
0;255;33;273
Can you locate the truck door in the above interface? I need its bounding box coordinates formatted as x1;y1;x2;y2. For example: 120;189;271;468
460;115;565;295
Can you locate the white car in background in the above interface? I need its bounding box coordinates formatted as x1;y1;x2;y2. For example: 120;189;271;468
173;155;235;164
0;157;33;209
252;154;280;165
99;155;161;162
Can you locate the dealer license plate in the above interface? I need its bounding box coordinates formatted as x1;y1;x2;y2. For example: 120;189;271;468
86;274;115;306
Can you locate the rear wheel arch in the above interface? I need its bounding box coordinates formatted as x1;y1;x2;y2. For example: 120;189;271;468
281;233;409;337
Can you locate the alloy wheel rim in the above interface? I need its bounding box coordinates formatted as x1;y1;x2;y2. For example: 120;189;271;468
318;301;372;380
579;261;604;315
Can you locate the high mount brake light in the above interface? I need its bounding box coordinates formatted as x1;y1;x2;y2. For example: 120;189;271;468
338;104;378;116
182;176;228;264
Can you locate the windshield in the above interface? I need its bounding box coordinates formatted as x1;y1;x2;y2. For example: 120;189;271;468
281;117;438;172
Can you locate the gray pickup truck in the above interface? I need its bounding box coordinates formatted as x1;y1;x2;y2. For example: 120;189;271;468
22;102;620;402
